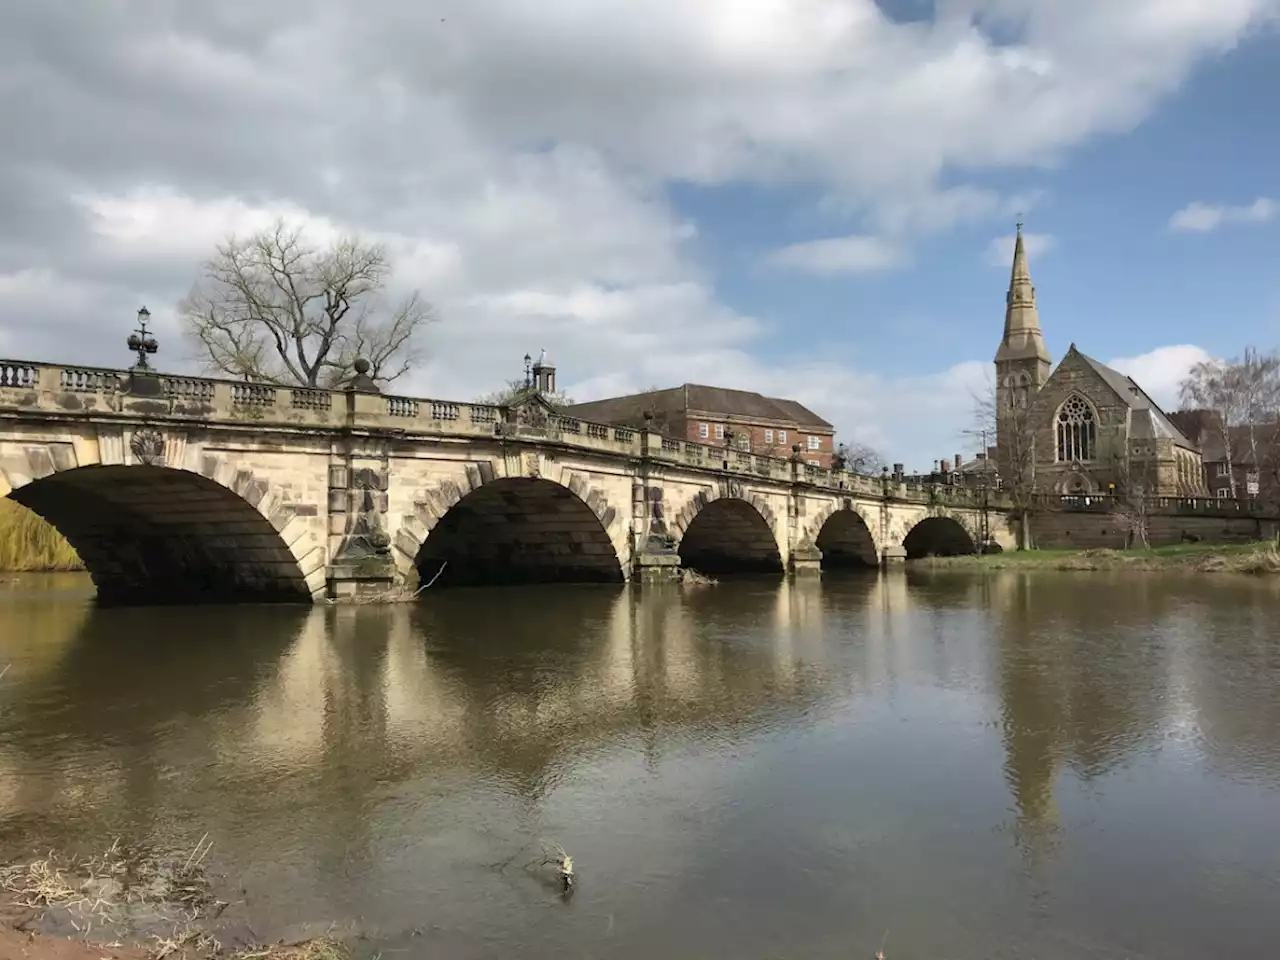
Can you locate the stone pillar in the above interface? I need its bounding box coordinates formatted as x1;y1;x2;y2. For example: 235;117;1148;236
881;543;907;565
327;363;399;599
633;413;681;582
790;542;822;576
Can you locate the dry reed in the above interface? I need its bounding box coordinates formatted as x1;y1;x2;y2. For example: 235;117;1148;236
0;499;83;572
0;836;220;932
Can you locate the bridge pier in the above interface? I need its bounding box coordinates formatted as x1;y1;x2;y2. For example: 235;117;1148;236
789;543;823;576
881;544;907;564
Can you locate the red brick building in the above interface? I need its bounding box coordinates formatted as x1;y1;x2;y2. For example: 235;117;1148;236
561;384;838;467
1168;409;1280;501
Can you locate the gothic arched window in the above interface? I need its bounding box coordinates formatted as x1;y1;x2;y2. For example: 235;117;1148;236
1056;395;1097;462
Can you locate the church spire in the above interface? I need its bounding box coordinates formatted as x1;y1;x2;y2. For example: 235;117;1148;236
995;222;1051;366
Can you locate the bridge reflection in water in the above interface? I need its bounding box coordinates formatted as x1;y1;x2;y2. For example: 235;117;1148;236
2;573;1280;959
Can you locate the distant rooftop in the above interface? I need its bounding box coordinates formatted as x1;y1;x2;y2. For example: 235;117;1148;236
562;383;833;429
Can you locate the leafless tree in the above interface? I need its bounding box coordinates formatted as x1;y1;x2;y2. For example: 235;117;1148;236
1109;450;1157;549
180;220;434;388
1179;348;1280;498
832;440;882;474
969;379;1037;549
475;378;575;409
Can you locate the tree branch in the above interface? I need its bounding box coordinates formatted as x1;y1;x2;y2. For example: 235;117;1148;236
179;218;434;388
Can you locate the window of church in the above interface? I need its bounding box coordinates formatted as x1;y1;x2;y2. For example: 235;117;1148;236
1056;395;1097;462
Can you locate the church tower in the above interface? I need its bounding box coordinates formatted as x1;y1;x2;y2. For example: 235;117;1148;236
994;223;1051;414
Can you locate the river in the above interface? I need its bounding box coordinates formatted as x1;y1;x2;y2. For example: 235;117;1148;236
1;571;1278;959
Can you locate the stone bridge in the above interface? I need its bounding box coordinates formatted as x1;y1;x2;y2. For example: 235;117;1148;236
0;359;1015;605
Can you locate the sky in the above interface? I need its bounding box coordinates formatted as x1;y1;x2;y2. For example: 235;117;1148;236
2;0;1279;469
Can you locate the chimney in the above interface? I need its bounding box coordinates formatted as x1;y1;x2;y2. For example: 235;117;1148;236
955;454;963;471
893;463;903;479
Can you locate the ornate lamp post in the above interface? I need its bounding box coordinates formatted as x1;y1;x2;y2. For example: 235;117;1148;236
523;353;533;389
127;306;159;370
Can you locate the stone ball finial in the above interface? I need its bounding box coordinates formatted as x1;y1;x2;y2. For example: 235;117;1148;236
353;357;372;375
643;409;654;423
792;443;801;454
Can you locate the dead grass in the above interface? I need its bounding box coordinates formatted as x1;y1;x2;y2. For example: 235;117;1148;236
1;838;353;960
0;499;83;572
232;937;347;960
0;836;222;951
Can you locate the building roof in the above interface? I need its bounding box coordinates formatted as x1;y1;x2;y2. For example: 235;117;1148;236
562;383;834;429
1076;350;1197;450
1196;422;1280;465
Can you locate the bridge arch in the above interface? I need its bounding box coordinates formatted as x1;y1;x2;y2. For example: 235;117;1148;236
393;470;626;588
4;459;321;606
903;515;977;559
810;505;880;569
673;490;783;575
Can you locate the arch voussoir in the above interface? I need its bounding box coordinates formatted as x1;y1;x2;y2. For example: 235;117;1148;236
391;461;626;587
2;435;324;604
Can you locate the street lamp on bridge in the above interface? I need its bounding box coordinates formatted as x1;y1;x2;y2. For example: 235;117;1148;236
127;306;159;371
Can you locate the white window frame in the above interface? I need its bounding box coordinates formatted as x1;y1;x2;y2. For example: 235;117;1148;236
714;424;725;440
764;428;774;444
806;459;820;466
777;430;787;444
807;435;821;451
1216;463;1228;477
1217;489;1228;500
698;422;709;440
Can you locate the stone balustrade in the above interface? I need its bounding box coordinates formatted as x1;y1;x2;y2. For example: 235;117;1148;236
0;358;1017;506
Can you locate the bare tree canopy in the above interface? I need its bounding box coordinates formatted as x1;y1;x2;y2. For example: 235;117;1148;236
1179;347;1280;498
475;378;575;409
1109;450;1155;548
833;440;882;473
969;376;1037;548
180;220;434;387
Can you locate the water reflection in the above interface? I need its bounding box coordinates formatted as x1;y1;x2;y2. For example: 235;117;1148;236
0;571;1278;959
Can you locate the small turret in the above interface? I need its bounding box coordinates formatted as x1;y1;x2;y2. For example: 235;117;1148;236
531;348;557;395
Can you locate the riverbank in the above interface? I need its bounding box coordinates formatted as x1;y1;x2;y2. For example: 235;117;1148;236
918;540;1280;573
0;926;347;960
0;841;347;960
0;500;82;573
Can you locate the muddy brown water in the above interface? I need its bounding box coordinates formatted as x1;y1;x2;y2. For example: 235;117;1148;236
1;571;1279;959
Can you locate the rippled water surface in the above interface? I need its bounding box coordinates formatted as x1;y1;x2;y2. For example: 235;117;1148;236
2;571;1280;959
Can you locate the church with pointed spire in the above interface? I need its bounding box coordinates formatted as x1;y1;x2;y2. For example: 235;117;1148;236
993;225;1205;498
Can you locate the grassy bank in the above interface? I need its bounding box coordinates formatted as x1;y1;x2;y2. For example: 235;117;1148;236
0;499;83;572
918;541;1280;574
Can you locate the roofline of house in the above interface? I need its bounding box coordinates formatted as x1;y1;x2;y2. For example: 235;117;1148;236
684;408;835;431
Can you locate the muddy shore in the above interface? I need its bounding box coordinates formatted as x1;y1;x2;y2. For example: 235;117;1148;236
0;842;346;960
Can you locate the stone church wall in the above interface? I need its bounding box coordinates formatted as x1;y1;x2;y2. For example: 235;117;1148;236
1029;351;1130;494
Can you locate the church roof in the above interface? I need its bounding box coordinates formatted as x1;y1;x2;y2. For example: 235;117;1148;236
1076;351;1197;450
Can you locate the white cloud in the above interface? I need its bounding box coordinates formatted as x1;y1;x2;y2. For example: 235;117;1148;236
73;186;342;264
1107;344;1213;410
985;231;1056;266
765;235;906;275
2;0;1278;467
1168;197;1277;232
